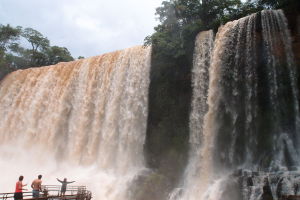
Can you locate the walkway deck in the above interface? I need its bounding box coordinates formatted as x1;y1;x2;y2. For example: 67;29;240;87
0;185;92;200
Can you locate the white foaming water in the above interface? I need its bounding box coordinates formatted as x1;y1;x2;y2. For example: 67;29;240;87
0;46;151;200
242;171;300;200
185;20;236;200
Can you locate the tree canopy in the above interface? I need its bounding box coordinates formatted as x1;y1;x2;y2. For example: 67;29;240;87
145;0;299;61
0;24;75;80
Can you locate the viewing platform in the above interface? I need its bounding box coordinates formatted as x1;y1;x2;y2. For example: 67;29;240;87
0;185;92;200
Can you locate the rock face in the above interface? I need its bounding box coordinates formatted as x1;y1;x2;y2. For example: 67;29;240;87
294;15;300;63
286;7;300;101
238;170;300;200
292;15;300;94
143;47;192;200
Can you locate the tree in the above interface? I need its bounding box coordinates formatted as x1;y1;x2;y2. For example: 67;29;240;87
21;28;50;66
46;46;74;65
0;24;21;51
0;25;22;78
145;0;247;60
257;0;294;8
22;28;49;53
0;24;74;79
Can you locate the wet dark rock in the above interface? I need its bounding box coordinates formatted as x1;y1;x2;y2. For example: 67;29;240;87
129;170;171;200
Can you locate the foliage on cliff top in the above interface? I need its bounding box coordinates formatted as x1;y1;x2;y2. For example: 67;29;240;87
0;24;75;80
145;0;299;61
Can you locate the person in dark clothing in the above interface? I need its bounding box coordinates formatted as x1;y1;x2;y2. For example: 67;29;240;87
247;175;254;200
276;178;284;199
294;183;299;195
247;176;254;187
261;177;273;200
56;178;75;196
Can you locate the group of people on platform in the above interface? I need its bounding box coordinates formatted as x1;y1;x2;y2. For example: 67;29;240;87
14;175;75;200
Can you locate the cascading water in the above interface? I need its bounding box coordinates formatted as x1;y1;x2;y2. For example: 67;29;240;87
169;30;214;200
189;30;214;152
211;9;300;171
0;46;151;200
176;9;300;200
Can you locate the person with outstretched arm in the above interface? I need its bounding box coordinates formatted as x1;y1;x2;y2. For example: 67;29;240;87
14;176;27;200
56;178;75;196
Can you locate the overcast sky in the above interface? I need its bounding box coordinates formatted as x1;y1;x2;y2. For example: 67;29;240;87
0;0;163;58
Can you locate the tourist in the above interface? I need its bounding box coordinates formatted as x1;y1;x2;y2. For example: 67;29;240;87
247;173;254;200
57;178;75;196
294;182;299;195
247;175;254;187
261;177;273;200
276;177;283;199
14;176;27;200
31;175;42;198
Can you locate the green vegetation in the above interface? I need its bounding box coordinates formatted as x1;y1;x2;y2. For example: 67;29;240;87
0;24;74;80
145;0;299;60
145;0;258;60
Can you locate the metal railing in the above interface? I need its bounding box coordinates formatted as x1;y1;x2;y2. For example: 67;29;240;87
0;185;92;200
41;185;87;196
0;192;33;200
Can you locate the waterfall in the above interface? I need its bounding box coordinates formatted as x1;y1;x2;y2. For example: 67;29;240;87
209;9;300;170
178;9;300;200
189;30;214;150
0;46;151;200
169;30;214;200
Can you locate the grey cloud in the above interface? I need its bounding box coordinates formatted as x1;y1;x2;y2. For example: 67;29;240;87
0;0;162;58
